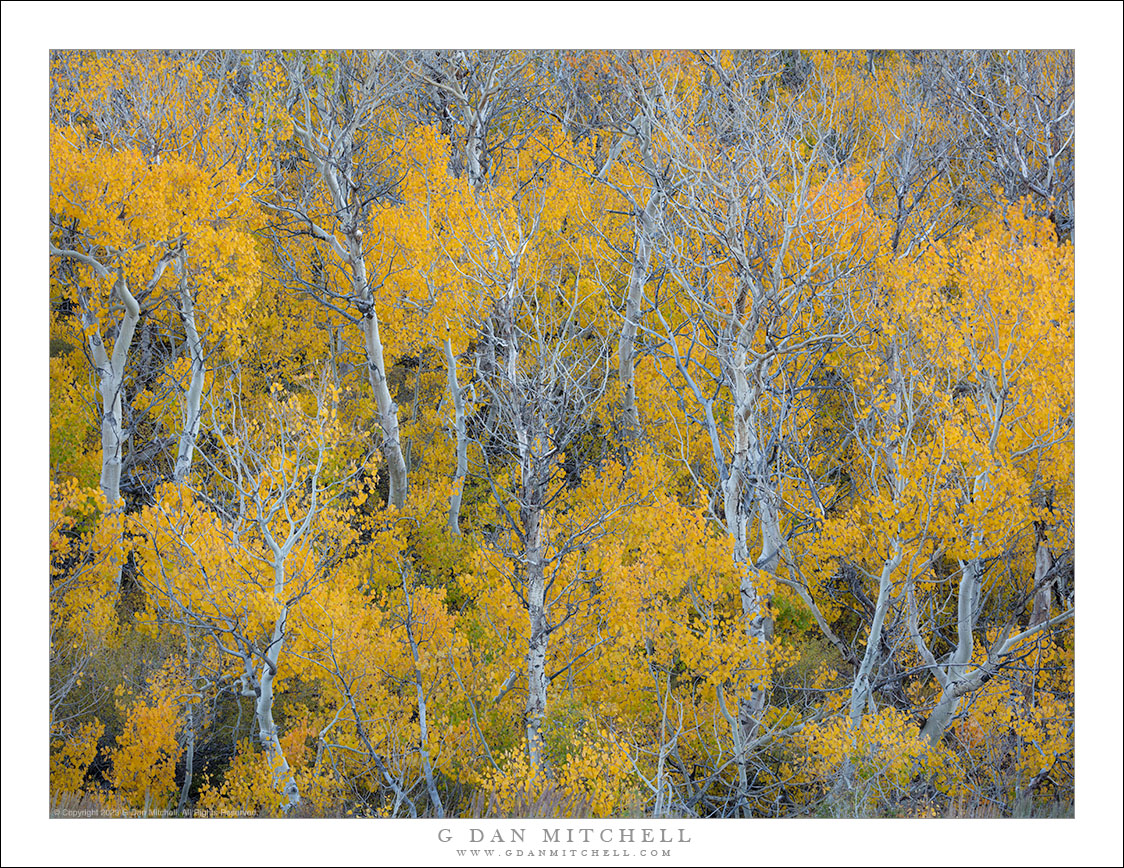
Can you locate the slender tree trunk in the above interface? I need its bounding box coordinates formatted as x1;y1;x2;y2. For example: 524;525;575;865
444;337;468;534
849;543;904;727
493;282;553;773
97;364;129;506
920;557;981;744
1029;533;1055;628
402;569;445;816
177;630;197;815
174;258;205;483
413;663;443;816
287;73;411;510
85;274;140;507
346;232;408;509
726;362;777;753
178;711;196;814
346;228;409;510
917;556;1074;746
466;102;491;187
618;183;661;436
713;682;749;816
360;307;408;509
249;555;300;812
1025;531;1056;706
257;600;300;811
79;271;140;595
849;338;909;727
524;510;549;772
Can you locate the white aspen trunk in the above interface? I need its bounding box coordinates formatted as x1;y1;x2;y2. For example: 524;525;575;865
178;707;195;815
360;303;408;510
466;102;492;187
474;317;502;437
919;355;1003;744
494;282;552;773
734;565;773;759
443;337;468;534
618;170;662;435
849;347;907;727
86;273;140;507
177;630;197;815
413;664;442;816
1025;533;1056;705
739;430;784;803
257;557;300;811
726;353;777;754
916;676;955;747
349;233;408;509
174;259;205;483
51;251;138;512
651;669;672;818
289;82;411;510
920;557;981;745
838;344;908;804
256;609;300;812
524;510;549;772
78;270;140;596
917;553;1075;746
403;572;444;816
849;542;904;727
1029;535;1055;628
754;477;784;583
97;364;129;506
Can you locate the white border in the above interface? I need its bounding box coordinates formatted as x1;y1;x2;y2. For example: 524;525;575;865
5;4;1121;866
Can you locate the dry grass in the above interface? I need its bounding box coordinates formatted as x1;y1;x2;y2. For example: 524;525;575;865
50;789;174;818
464;782;593;819
942;795;1074;819
53;785;1073;820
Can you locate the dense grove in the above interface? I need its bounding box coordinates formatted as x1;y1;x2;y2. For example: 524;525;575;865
49;49;1074;818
